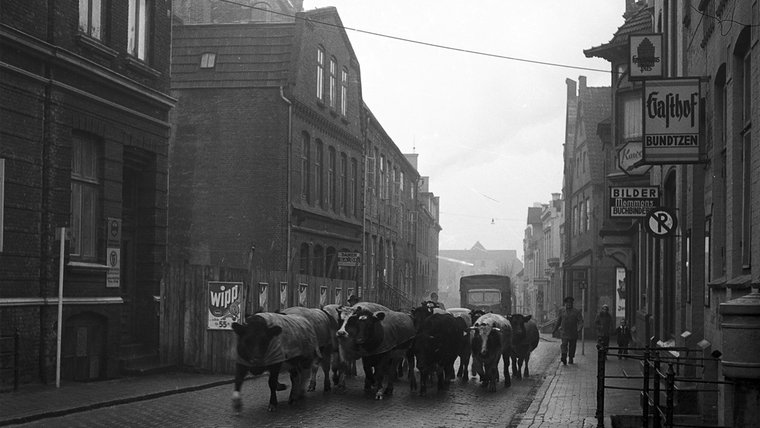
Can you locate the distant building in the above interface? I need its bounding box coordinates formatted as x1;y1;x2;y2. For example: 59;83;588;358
438;242;522;309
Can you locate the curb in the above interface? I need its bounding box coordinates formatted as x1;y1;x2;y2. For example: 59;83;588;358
0;378;234;427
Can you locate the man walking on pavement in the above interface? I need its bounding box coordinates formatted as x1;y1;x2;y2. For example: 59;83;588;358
594;304;613;358
552;296;583;365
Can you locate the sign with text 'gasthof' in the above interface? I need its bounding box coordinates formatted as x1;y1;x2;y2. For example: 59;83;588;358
609;186;659;217
643;78;701;164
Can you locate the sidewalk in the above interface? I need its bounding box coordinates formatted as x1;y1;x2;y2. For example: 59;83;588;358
515;338;641;428
0;371;233;426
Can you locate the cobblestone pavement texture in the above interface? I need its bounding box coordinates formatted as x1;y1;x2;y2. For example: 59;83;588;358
1;336;641;427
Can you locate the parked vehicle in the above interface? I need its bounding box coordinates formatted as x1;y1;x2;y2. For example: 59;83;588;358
459;274;512;315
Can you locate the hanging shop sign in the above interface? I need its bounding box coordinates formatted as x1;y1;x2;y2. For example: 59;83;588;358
629;34;664;80
617;141;651;176
645;207;678;238
337;251;360;267
642;78;702;164
609;186;659;218
207;281;242;330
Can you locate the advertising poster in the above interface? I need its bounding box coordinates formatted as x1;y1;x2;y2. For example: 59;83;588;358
615;268;626;318
258;282;268;312
280;282;288;308
334;288;342;305
320;286;328;307
299;283;308;306
207;281;242;330
347;288;354;301
106;248;120;288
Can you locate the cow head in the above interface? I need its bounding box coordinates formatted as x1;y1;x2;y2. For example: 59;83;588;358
411;303;435;331
472;321;501;357
336;305;358;337
231;315;281;365
352;308;384;351
508;314;532;345
470;309;486;324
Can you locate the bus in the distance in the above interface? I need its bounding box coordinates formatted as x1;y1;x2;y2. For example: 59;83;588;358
459;274;512;315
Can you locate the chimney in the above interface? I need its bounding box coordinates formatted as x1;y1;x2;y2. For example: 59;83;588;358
552;193;561;201
579;75;587;91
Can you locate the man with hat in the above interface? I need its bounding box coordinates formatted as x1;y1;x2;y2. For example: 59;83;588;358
552;296;583;365
594;304;613;358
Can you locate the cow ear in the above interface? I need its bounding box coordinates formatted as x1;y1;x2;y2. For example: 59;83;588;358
268;325;283;337
375;311;386;321
507;314;513;321
232;323;246;336
524;315;532;321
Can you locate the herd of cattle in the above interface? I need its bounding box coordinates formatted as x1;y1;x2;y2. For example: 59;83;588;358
231;301;540;412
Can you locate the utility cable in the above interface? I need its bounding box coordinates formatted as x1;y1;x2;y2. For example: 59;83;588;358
216;0;614;75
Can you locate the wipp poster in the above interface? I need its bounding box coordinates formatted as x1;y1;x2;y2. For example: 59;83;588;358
298;283;308;306
207;281;242;330
320;286;328;306
616;268;626;318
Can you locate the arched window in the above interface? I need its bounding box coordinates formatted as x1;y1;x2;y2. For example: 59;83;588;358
299;243;310;274
313;245;324;277
326;247;337;279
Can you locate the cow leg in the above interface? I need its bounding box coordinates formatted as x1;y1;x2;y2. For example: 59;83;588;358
406;347;417;392
232;363;249;412
511;355;522;380
307;359;319;392
362;357;375;391
523;354;530;378
321;351;332;392
503;353;511;388
266;364;282;412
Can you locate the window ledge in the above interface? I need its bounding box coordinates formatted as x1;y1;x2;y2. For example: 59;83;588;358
125;56;161;78
76;34;118;59
707;276;727;288
316;99;325;108
726;274;752;289
67;261;109;271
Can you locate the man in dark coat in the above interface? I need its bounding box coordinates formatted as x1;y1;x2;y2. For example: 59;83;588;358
594;305;613;359
552;296;583;365
615;319;632;358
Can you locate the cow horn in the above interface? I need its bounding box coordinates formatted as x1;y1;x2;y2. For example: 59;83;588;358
492;327;501;332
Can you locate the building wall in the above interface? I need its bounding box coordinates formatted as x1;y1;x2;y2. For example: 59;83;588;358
1;0;172;384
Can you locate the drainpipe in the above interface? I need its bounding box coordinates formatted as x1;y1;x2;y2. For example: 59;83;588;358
280;87;292;304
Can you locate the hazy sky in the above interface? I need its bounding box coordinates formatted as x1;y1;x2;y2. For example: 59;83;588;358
305;1;625;257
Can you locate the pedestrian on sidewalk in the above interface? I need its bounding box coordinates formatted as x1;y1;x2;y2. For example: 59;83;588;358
615;319;632;359
552;296;583;365
594;305;613;358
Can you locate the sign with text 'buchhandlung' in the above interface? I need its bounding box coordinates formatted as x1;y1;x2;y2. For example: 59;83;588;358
643;78;701;164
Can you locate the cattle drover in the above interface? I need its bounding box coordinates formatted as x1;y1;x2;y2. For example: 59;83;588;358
552;296;583;365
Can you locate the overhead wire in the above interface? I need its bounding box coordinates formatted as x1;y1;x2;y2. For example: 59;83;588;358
217;0;613;75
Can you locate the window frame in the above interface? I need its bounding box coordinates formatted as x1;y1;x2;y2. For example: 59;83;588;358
127;0;149;61
79;0;105;41
341;68;348;116
329;57;337;109
316;47;325;101
70;134;102;261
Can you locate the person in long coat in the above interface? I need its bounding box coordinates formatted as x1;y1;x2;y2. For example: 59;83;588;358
594;304;613;358
552;296;583;365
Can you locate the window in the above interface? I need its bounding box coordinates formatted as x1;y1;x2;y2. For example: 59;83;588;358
0;159;4;252
314;140;323;207
328;147;336;210
301;133;310;203
128;0;149;60
621;92;642;140
340;154;347;215
71;134;101;259
735;29;752;268
249;1;271;22
379;155;386;200
350;158;358;217
200;53;216;69
316;47;325;101
586;198;591;231
329;58;337;109
580;200;587;233
341;68;348;115
79;0;104;40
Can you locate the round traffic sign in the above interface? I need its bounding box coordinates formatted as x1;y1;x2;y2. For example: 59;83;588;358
645;207;677;238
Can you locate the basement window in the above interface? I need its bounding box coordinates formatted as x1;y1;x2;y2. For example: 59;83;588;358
200;53;217;69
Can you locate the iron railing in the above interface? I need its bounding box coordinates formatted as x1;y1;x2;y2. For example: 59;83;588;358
596;342;733;428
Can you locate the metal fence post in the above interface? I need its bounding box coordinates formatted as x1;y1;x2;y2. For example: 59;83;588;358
653;356;661;428
596;343;606;426
665;363;675;427
14;329;19;391
642;348;650;428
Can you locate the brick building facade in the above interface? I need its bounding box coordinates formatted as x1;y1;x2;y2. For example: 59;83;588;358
1;0;173;385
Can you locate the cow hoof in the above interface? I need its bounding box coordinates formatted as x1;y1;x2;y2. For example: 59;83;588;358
375;392;384;400
267;404;277;412
324;383;331;392
232;397;242;412
277;382;287;391
307;382;316;392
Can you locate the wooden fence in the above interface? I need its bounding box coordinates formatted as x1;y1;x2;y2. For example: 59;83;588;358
159;262;356;374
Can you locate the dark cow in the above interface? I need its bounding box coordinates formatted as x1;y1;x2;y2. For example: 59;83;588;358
282;306;337;392
413;312;466;395
332;302;391;390
445;308;473;381
470;312;512;392
348;307;416;399
508;314;540;379
231;312;320;412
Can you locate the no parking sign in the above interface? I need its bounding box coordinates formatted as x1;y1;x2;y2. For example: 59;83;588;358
645;207;678;238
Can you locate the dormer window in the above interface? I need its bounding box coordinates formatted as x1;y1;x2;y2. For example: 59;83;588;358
200;53;217;69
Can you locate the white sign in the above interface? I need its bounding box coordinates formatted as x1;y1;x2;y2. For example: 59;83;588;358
643;79;701;163
337;251;360;267
617;141;651;176
207;281;242;330
106;248;120;288
645;207;678;238
629;34;663;80
615;268;626;318
609;186;659;217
